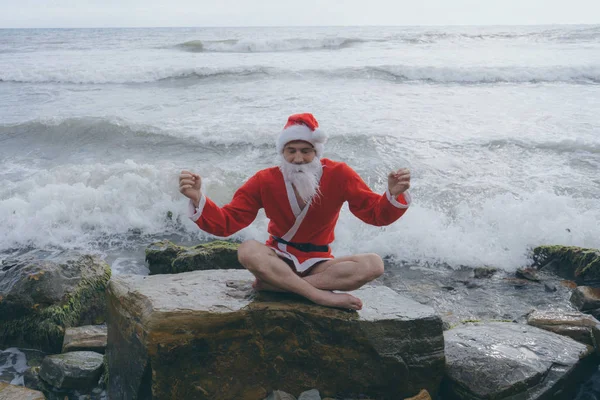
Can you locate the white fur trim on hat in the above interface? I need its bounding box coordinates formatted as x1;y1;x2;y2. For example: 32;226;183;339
277;125;328;157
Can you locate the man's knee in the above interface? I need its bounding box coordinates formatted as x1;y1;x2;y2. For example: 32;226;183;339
237;240;263;268
362;253;384;280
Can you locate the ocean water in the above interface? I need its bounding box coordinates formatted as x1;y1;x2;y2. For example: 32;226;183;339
1;25;599;275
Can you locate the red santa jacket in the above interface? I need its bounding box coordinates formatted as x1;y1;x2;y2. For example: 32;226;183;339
189;158;411;273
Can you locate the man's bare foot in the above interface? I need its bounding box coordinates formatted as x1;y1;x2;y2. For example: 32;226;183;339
252;278;286;293
252;279;362;310
314;291;363;311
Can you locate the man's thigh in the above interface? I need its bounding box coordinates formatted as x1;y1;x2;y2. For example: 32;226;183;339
305;254;367;276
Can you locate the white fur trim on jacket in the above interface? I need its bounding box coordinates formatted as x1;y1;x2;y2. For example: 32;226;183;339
386;189;411;209
188;195;207;222
277;125;327;157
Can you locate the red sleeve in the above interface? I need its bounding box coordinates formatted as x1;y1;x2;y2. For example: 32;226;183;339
342;163;410;227
193;173;263;237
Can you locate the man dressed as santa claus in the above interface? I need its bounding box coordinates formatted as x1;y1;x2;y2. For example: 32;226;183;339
179;113;411;311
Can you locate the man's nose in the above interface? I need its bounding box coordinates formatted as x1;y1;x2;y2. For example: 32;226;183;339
293;153;304;163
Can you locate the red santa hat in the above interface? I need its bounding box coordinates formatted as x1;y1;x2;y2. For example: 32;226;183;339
277;113;328;157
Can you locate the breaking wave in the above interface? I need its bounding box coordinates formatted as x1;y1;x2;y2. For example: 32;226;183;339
2;65;598;85
175;37;367;53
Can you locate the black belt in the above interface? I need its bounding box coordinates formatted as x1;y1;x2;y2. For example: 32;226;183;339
272;236;330;253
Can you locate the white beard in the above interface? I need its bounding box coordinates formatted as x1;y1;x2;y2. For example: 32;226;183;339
279;157;323;204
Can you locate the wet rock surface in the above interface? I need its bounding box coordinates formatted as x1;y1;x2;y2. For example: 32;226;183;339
444;322;594;399
39;351;104;390
107;269;445;400
380;262;575;330
145;239;242;274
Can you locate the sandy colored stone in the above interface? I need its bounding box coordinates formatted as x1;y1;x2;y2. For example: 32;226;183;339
404;389;432;400
62;325;107;353
0;382;45;400
571;286;600;311
527;309;600;351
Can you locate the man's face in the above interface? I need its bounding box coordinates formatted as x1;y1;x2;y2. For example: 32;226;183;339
282;141;316;164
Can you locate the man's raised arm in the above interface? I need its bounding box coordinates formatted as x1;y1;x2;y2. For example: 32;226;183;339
179;171;263;237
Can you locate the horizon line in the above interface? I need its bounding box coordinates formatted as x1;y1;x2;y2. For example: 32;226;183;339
1;22;599;30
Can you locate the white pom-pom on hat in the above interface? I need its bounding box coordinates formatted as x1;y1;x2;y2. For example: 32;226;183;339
312;127;327;143
276;113;328;157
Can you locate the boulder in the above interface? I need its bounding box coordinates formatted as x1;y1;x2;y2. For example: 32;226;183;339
0;382;45;400
527;309;600;351
62;325;107;354
145;240;242;274
106;269;445;400
0;253;111;353
39;351;104;390
443;322;594;399
533;245;600;283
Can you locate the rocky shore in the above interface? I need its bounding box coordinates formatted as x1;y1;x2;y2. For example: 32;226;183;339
1;242;599;399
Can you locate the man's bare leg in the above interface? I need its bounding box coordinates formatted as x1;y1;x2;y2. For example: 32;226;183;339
254;253;384;292
237;240;363;310
306;254;384;290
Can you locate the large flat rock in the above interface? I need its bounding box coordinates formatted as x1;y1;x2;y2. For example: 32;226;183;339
107;270;445;400
443;322;595;399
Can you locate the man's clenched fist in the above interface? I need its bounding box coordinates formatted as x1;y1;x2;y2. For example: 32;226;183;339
179;170;202;207
387;168;410;196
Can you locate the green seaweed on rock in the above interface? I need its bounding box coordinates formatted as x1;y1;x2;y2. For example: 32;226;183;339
0;261;111;353
145;240;241;274
533;245;600;281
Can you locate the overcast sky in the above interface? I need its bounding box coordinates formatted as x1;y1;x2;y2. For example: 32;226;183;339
1;0;599;28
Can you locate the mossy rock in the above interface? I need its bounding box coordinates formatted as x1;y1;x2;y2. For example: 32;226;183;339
145;240;242;275
0;254;111;353
533;245;600;283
